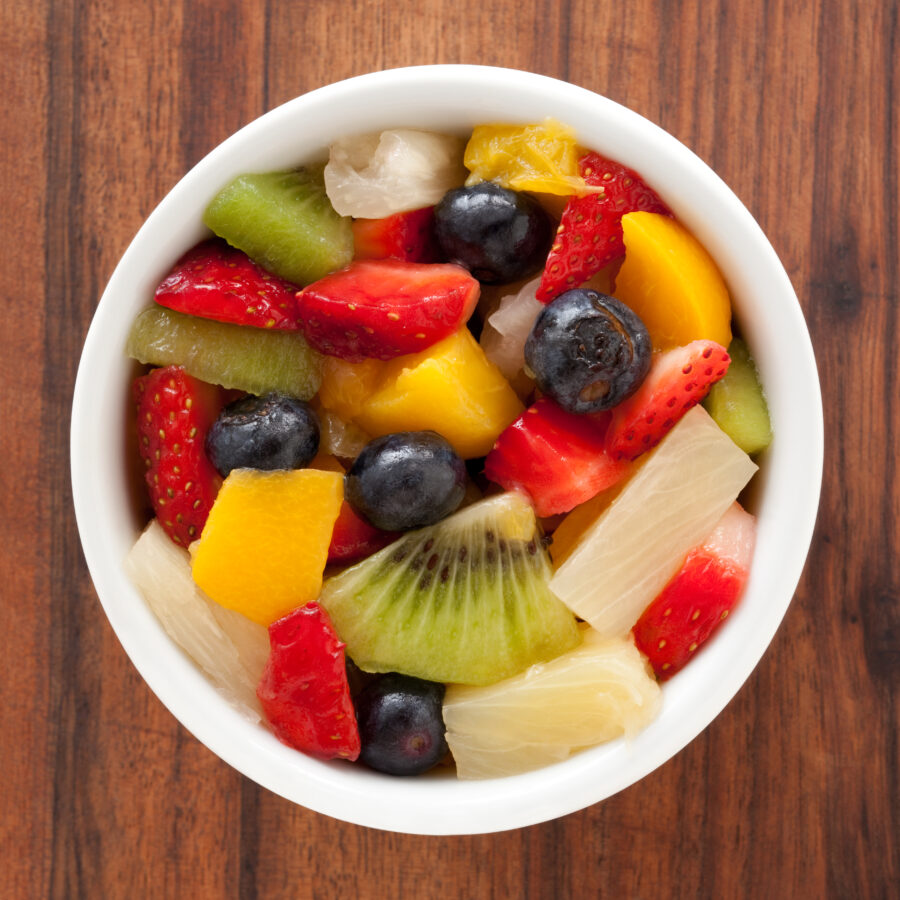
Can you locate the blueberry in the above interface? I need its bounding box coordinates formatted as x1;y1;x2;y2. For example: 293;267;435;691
524;289;652;414
356;673;448;776
205;393;319;476
434;183;553;284
346;432;467;532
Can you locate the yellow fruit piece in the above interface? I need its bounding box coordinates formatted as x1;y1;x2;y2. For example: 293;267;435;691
311;398;372;460
192;468;344;626
613;212;732;350
464;119;590;196
318;356;384;421
354;328;524;458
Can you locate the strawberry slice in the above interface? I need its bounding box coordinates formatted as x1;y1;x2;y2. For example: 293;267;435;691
257;602;361;761
607;341;731;461
155;239;302;330
484;397;632;517
328;501;399;565
296;259;480;361
633;502;756;680
536;152;670;303
132;366;222;546
351;207;441;263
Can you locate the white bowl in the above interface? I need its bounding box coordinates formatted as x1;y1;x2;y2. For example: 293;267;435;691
71;65;823;834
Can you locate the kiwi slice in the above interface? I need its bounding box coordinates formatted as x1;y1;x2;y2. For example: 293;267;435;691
319;493;581;686
703;338;773;455
203;166;353;286
126;306;322;398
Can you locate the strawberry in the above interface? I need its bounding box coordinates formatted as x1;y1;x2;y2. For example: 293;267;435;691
327;501;399;565
296;259;480;361
607;341;731;461
132;366;222;546
536;152;670;302
633;502;756;680
484;397;632;517
257;602;360;761
351;206;441;263
155;238;302;330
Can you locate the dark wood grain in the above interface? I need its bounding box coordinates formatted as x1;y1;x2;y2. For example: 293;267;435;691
2;0;897;897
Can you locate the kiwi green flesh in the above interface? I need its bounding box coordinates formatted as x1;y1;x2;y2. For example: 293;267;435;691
703;338;773;456
203;167;353;287
319;494;582;686
126;306;323;399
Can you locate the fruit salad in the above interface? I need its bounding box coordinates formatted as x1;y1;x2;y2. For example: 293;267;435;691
123;119;772;780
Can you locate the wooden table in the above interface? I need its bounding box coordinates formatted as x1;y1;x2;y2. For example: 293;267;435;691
3;0;897;896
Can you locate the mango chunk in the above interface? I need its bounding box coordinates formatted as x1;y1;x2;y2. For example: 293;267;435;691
613;212;732;350
353;329;524;458
192;468;343;626
318;356;384;422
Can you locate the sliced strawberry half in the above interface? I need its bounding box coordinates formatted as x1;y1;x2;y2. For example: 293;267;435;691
328;501;399;565
536;152;670;303
607;341;731;461
633;502;756;680
257;602;360;761
296;259;480;361
155;238;302;329
484;397;632;517
352;206;441;263
132;365;222;546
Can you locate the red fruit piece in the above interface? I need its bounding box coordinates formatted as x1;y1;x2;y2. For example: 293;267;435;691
296;259;480;361
607;340;731;461
536;152;670;303
352;206;441;263
133;366;222;546
328;501;399;565
633;502;756;680
155;238;302;330
257;602;361;761
484;397;632;517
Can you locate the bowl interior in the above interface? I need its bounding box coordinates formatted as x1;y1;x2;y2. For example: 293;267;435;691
71;65;823;834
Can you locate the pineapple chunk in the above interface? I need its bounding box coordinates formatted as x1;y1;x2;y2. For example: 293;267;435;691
444;626;661;779
549;407;757;637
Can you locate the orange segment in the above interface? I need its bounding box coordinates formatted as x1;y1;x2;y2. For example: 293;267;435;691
191;468;344;625
353;328;524;458
464;120;588;196
613;212;732;350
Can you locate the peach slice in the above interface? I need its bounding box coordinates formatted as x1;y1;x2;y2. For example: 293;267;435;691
613;212;732;350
